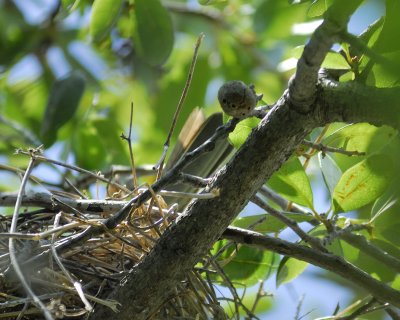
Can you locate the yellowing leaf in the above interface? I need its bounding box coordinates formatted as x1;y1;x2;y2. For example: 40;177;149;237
333;154;393;213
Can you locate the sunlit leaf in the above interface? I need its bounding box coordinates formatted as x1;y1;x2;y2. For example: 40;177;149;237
40;72;85;146
368;51;400;88
72;122;107;170
198;0;226;5
134;0;174;66
307;0;334;17
268;157;314;209
370;185;398;222
276;256;308;287
323;123;397;171
90;0;123;42
333;154;393;213
373;0;400;54
228;117;260;148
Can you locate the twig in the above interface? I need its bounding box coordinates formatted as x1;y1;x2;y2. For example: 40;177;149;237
250;280;270;315
50;213;93;312
294;294;305;320
177;173;211;188
340;31;397;70
386;307;400;320
302;140;366;157
210;260;259;320
154;33;205;174
251;194;326;252
258;186;312;216
158;189;220;200
0;163;43;184
0;192;176;217
323;223;369;246
340;232;400;273
8;155;54;320
0;115;40;146
120;102;138;192
15;150;130;193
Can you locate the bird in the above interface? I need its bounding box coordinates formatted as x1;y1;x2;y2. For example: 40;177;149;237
217;80;263;118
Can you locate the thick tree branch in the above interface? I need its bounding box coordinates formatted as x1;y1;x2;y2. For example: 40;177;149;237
319;79;400;129
222;227;400;308
288;0;363;112
92;75;400;319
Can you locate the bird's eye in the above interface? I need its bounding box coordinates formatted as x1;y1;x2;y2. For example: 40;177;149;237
231;104;236;108
222;99;227;103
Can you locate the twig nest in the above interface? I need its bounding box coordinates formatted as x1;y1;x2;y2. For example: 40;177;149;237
217;80;263;118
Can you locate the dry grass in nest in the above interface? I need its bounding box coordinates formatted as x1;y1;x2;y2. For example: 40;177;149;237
0;190;224;319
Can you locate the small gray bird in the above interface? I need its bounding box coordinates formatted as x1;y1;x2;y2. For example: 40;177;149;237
218;80;263;118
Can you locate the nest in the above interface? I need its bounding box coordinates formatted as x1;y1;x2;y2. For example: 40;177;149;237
0;173;225;319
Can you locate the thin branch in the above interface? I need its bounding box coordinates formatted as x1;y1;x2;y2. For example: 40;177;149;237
120;102;138;192
154;33;205;173
251;194;326;251
176;173;211;188
15;150;130;193
50;213;92;311
340;31;397;70
340;232;400;273
8;155;54;320
302;140;366;157
0;115;40;146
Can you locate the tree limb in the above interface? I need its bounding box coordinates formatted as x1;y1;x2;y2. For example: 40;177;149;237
222;227;400;308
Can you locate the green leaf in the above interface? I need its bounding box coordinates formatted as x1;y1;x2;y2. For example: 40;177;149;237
268;157;314;208
40;72;85;146
292;46;349;69
323;123;397;171
134;0;174;66
373;202;400;247
228;117;260;149
211;240;278;287
253;0;308;41
319;153;342;197
276;256;308;287
373;0;400;54
72;121;107;170
90;0;123;42
307;0;334;17
333;154;393;213
370;185;398;222
198;0;226;5
233;213;314;234
368;51;400;88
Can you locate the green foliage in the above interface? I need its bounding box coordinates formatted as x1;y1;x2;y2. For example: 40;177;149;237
268;157;314;209
276;256;308;287
0;0;399;318
90;0;123;42
333;154;393;213
41;72;85;146
134;0;174;66
211;240;278;287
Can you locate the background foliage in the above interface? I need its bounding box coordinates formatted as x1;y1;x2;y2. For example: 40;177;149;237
0;0;399;319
